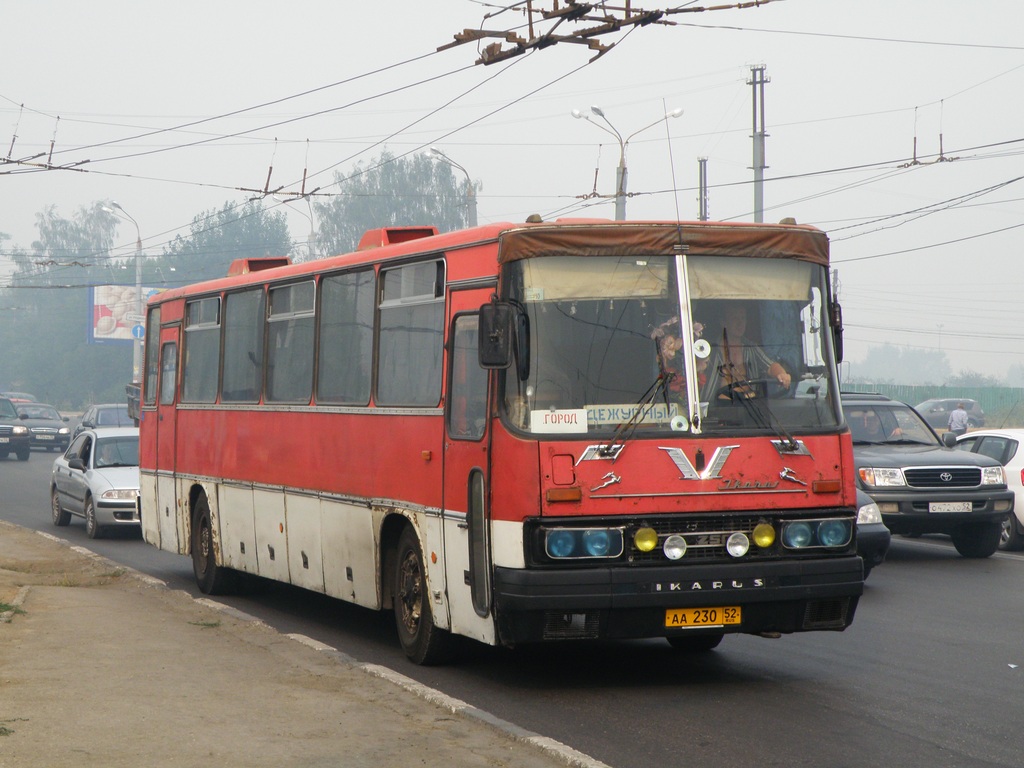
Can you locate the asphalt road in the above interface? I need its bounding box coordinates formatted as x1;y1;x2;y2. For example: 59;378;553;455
5;448;1024;768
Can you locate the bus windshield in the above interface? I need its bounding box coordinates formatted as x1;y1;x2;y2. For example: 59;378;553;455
501;253;842;437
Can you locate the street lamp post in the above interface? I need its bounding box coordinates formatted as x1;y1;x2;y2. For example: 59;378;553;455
110;201;143;383
572;105;683;220
428;147;477;227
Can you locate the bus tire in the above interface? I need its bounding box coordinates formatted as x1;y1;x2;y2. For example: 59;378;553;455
393;525;453;665
191;495;236;595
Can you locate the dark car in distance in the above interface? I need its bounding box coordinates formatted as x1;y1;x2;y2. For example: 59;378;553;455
914;398;985;430
0;397;32;461
15;402;71;452
845;393;1012;558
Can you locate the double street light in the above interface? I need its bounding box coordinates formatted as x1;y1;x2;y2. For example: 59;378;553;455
428;147;477;227
103;201;144;382
572;105;683;220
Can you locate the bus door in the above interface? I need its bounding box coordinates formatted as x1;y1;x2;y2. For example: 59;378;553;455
442;287;496;644
154;326;185;554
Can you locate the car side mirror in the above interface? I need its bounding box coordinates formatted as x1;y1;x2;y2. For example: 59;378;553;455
68;457;86;471
942;432;957;448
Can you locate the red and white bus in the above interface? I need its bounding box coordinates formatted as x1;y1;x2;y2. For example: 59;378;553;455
139;219;863;664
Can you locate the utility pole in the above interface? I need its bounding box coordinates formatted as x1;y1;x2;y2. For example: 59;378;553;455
748;65;769;223
697;157;709;221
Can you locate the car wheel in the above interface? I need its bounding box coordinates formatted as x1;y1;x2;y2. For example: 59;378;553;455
862;562;873;580
998;514;1024;552
51;488;71;527
951;522;1000;558
84;497;104;539
15;446;30;461
393;525;454;665
667;633;724;652
191;494;236;595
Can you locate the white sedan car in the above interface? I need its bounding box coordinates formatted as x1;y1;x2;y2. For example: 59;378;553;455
954;429;1024;550
51;427;140;539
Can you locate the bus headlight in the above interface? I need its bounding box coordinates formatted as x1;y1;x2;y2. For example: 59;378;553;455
544;528;624;559
818;520;852;547
782;521;813;548
781;518;854;549
582;529;613;557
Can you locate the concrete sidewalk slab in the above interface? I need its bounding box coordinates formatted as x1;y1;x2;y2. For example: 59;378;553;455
0;521;606;768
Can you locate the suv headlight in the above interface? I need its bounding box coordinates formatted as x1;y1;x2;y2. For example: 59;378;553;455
858;467;906;487
12;425;28;435
981;466;1005;485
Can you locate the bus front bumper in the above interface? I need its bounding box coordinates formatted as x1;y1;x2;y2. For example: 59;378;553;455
492;555;863;646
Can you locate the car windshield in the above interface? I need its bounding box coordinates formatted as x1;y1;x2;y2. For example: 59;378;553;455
499;252;842;438
17;405;60;420
0;400;17;418
94;436;139;468
848;404;936;445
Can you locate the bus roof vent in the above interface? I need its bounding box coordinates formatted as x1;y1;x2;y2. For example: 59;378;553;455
357;226;439;251
226;257;292;276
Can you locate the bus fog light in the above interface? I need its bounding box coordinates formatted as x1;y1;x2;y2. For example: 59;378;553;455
663;534;687;560
634;527;658;552
726;532;750;558
752;523;775;548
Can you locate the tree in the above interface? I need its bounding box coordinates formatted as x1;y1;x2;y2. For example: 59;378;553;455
946;369;1002;388
0;204;129;407
162;199;292;284
313;149;473;256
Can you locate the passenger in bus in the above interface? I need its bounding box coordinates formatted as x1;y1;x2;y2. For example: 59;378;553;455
701;303;792;400
651;316;709;399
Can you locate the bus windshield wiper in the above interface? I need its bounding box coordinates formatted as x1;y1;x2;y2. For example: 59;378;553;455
598;373;670;461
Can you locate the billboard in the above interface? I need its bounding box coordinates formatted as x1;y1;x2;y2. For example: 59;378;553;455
88;284;162;344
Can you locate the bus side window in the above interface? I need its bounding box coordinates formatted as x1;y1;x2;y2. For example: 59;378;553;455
448;314;487;440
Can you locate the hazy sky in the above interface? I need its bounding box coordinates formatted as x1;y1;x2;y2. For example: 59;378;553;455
2;1;1022;378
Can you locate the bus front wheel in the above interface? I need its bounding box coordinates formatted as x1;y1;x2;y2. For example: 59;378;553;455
393;526;453;665
191;495;236;595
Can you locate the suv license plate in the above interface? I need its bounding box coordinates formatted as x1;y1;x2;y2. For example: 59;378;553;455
665;606;741;628
930;501;972;513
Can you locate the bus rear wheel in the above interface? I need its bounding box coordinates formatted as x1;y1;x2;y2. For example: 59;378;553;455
191;495;236;595
393;526;453;665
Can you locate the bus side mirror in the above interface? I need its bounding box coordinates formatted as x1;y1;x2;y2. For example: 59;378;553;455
479;302;514;369
830;301;844;363
479;301;530;380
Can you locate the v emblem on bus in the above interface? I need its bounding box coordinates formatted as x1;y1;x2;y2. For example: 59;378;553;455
659;445;740;481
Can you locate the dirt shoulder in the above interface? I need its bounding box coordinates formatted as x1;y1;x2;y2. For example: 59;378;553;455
0;521;597;768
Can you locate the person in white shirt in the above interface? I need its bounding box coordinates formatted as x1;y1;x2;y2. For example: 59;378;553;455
947;402;970;436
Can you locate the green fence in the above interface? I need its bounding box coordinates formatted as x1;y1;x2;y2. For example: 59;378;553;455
841;384;1024;428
